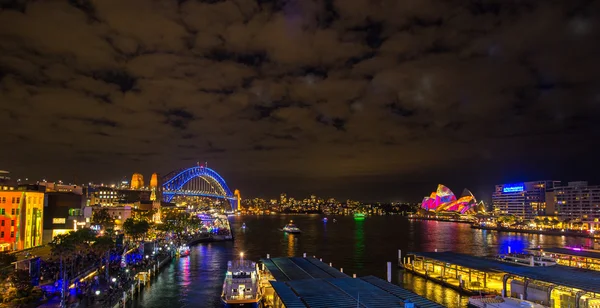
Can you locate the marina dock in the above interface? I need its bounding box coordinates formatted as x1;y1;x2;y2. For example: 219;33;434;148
261;256;443;308
403;251;600;308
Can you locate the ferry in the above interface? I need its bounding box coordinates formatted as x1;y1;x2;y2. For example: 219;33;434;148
354;213;366;220
179;245;190;257
282;220;302;233
221;255;262;308
496;253;556;267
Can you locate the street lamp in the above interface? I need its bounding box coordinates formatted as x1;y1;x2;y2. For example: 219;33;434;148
240;252;244;262
95;290;101;296
111;277;116;283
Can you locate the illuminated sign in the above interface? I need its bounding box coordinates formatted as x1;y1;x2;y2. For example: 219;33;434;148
52;218;66;224
503;183;524;193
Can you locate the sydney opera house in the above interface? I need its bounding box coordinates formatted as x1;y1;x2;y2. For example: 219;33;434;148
421;184;485;214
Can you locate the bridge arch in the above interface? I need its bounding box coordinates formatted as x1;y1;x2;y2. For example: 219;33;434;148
161;166;237;210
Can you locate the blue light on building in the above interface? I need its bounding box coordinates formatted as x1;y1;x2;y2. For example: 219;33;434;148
503;183;524;193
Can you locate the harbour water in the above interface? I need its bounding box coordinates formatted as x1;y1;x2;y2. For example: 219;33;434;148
129;215;590;308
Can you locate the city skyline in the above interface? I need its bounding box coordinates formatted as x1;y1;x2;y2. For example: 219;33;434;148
2;1;600;201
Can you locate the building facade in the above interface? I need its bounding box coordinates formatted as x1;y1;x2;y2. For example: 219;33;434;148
42;192;87;244
0;189;44;251
548;182;600;223
492;181;560;219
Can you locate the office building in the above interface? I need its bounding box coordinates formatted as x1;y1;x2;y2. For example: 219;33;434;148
492;180;560;219
0;190;44;251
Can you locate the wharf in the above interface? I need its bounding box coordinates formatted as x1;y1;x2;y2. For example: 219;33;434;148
261;256;443;308
403;251;600;308
527;247;600;271
471;225;593;238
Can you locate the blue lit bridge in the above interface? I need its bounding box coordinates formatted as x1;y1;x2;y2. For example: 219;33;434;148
161;165;240;210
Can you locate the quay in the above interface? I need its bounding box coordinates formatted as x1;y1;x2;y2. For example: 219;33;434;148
260;256;443;308
471;224;594;238
402;251;600;307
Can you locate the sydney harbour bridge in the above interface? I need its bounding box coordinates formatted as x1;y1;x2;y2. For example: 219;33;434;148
159;164;240;211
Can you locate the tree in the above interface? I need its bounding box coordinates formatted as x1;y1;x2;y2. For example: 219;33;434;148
0;252;16;267
9;269;32;294
0;252;17;279
92;208;114;230
123;218;150;241
92;235;114;255
49;233;76;257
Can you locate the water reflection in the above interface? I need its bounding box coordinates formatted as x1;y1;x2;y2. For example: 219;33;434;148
354;219;365;269
132;216;590;308
286;233;297;257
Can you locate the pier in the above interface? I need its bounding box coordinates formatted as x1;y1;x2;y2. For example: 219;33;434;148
403;251;600;307
527;247;600;271
260;256;443;308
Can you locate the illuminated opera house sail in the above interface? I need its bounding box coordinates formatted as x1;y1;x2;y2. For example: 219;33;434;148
421;184;485;214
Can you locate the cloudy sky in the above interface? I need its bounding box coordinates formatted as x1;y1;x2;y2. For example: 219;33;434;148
1;0;599;201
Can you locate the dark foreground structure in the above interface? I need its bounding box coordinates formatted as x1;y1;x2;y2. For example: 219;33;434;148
403;251;600;308
261;257;442;308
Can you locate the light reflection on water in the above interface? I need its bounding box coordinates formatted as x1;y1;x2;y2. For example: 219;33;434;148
130;216;589;308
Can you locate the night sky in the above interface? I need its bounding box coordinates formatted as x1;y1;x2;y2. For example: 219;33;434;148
1;0;599;202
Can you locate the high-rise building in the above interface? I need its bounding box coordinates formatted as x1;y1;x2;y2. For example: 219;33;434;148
0;190;44;251
492;181;560;219
547;182;600;224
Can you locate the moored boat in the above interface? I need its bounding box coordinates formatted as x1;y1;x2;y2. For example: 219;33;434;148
221;253;262;308
496;253;556;267
282;220;302;233
179;245;190;257
353;213;366;220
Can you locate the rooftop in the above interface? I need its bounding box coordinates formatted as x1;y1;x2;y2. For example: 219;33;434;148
411;251;600;293
262;257;443;308
528;247;600;260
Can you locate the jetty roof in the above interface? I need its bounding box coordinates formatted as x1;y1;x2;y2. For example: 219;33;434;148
262;257;443;308
528;247;600;260
260;257;349;281
411;251;600;293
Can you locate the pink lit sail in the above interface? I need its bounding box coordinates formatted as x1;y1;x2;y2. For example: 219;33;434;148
420;185;482;214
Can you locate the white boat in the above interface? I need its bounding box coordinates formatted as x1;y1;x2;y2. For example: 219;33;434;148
282;220;302;233
496;253;556;267
221;257;262;308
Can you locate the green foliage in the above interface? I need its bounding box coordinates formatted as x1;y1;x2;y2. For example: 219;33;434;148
91;235;114;254
0;252;16;267
157;211;199;241
123;218;150;241
9;269;32;293
49;228;100;256
92;208;114;230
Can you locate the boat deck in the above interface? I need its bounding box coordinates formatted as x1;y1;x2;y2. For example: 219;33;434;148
222;260;261;303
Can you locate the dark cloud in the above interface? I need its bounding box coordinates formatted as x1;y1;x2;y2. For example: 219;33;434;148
1;0;600;201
